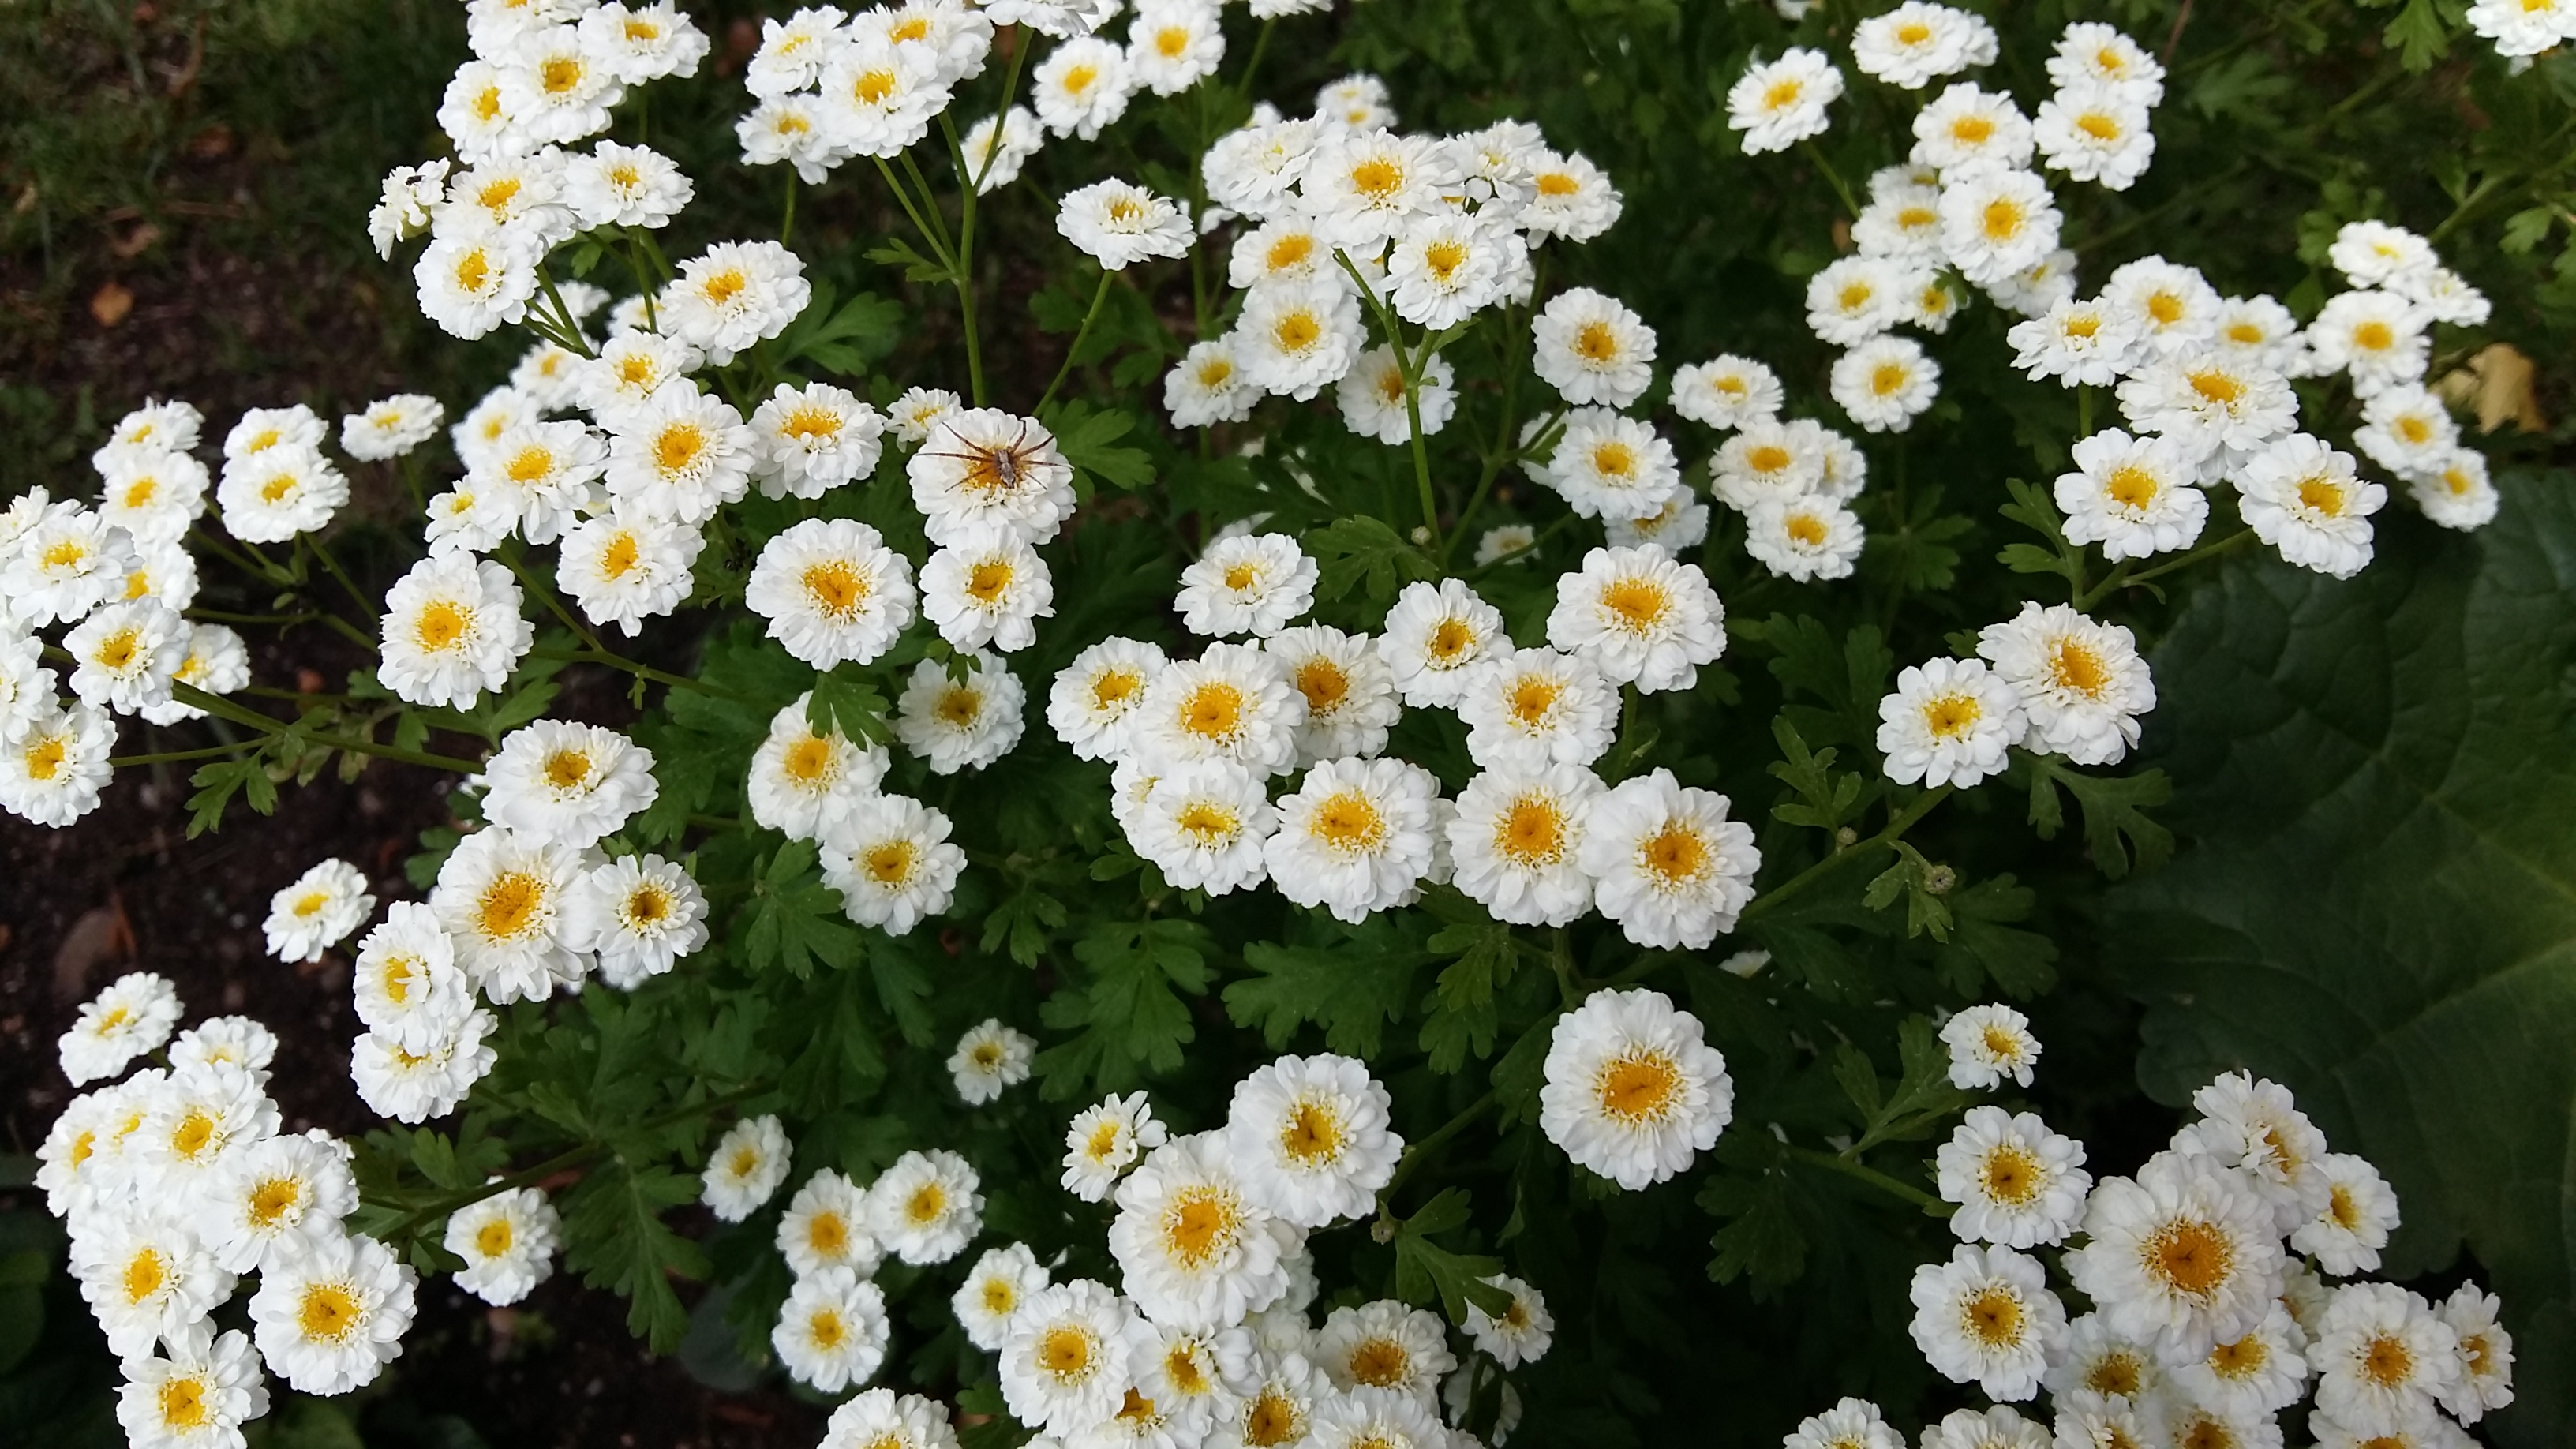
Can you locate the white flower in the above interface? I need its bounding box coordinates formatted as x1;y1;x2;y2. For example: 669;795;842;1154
1224;1054;1401;1229
1728;48;1844;155
1110;1133;1300;1331
557;508;702;638
1235;278;1365;401
1376;578;1509;709
2034;85;2155;191
414;225;541;340
1384;212;1515;329
2282;1151;2399;1279
776;1266;892;1392
1854;2;1983;88
922;535;1055;653
260;859;376;964
779;1168;883;1282
1538;987;1732;1189
564;854;707;989
1129;762;1277;895
1581;769;1758;948
1854;174;1950;264
748;518;919;669
350;903;472;1057
2050;22;2165;102
59;971;181;1088
1265;757;1441;924
115;1324;271;1448
2008;297;2141;387
1032;36;1134;140
1000;1279;1137;1436
1135;641;1305;776
909;408;1078;547
744;6;847;98
1447;765;1602;928
1261;625;1398;766
820;792;968;934
129;1058;275;1200
2055;429;2206;561
2174;1071;2331;1234
2411;448;2499;531
2105;256;2222;356
2065;1151;2286;1360
212;444;348;545
99;451;209;545
482;720;658;849
1309;1385;1448;1448
247;1232;416;1395
1517;143;1621;242
960;106;1046;193
2046;1312;2163;1403
350;1009;498;1123
2352;383;2458;484
1671;355;1784;430
2310;1283;2459;1435
444;1185;560;1306
603;386;758;525
1546;545;1725;694
1876;657;2022;788
1709;419;1825;511
1048;637;1167;762
378;554;533;710
739;95;842;183
1532;287;1656;408
1178;533;1317;640
950;1019;1037;1105
1202;114;1321;220
1831;335;1941;433
579;2;710;83
1063;1091;1169;1202
2173;1303;2312;1419
1909;1245;2065;1400
818;31;951;158
1940;169;2061;286
1941;1003;2040;1089
893;651;1026;773
1745;495;1866;582
2466;0;2576;53
565;140;692;229
132;623;245;729
63;597;185;717
167;1016;276;1084
1919;1406;2049;1449
1123;0;1223;93
75;1210;232;1359
430;828;586;1004
1337;345;1458;447
1460;1274;1552;1370
5;500;134;625
2436;1283;2516;1424
1304;129;1457;246
955;1241;1051;1352
1229;215;1332;290
659;241;811;365
1937;1106;2091;1249
1975;603;2154;766
2236;432;2384;579
0;698;115;829
1458;647;1614;773
1165;338;1260;427
701;1115;792;1223
1315;1301;1453;1402
1544;408;1681;520
1806;256;1910;346
1911;83;2035;175
1060;178;1193;269
745;695;888;845
747;383;886;501
339;393;444;461
822;1390;966;1449
2308;290;2429;398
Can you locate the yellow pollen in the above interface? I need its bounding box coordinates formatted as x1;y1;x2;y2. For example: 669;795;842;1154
1923;691;1983;739
2188;369;2244;405
1294;658;1349;713
1086;1121;1124;1159
980;1277;1015;1314
1166;1349;1207;1393
1196;358;1234;388
477;871;545;941
1961;1286;2025;1347
653;422;706;474
1508;675;1559;724
808;1211;849;1256
890;15;930;40
863;841;917;886
1597;1050;1682;1122
414;598;471;652
2075;110;2121;141
1980;1144;2042;1205
258;470;299;504
803;559;870;616
608;163;642;189
158;1376;211;1430
475;1217;515;1258
851;66;898;106
2087;1350;2144;1397
381;956;415;1002
123;1248;167;1304
122;477;159;508
1785;511;1829;547
455;248;492;294
1272;309;1322;353
1535;170;1578;197
2444;466;2475;496
1496;797;1567;865
782;735;835;784
1638;825;1707;886
1309;792;1386;852
2353;320;2394;353
1763;77;1803;110
965;558;1015;604
2209;1333;2269;1380
1593;441;1637;477
1871;363;1908;396
2050;640;2109;696
907;1183;946;1222
1838;282;1874;313
808;1309;846;1349
1950;114;1996;144
2328;1183;2361;1230
2397;417;2432;444
730;1147;762;1178
1174;802;1237;844
1245;1389;1302;1446
2361;1335;2414;1387
2147;290;2185;325
2144;1218;2234;1299
1348;1338;1410;1388
2226;321;2265;344
2297;477;2348;518
699;268;747;305
541;749;592;789
1423;238;1469;281
1163;1189;1237;1264
934;687;982;727
1041;1326;1094;1378
1091;668;1142;710
541;55;584;94
624;884;672;925
170;1107;218;1160
477;177;522;213
91;628;140;672
474;85;503;122
1895;20;1933;43
1061;63;1099;95
1898;204;1937;230
1265;234;1314;272
1279;1100;1344;1164
2066;313;2102;339
24;734;66;781
1182;682;1245;739
1222;561;1261;592
1155;25;1187;57
298;1282;362;1343
600;530;642;579
623;17;660;39
2106;464;2160;510
1574;320;1619;363
1981;199;2025;242
1747;444;1792;474
1348;156;1403;199
1600;577;1668;631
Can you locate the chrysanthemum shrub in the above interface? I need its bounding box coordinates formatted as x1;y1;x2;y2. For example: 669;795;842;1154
13;0;2550;1444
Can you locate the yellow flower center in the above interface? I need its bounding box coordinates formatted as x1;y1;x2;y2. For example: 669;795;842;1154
298;1282;362;1343
1496;796;1567;866
2209;1332;2269;1380
2361;1334;2414;1387
600;530;642;579
1245;1388;1304;1446
934;687;982;728
1163;1187;1239;1265
653;422;707;474
1871;362;1909;396
803;559;870;616
1348;156;1404;199
1348;1337;1411;1388
2144;1218;2234;1300
782;735;834;784
2352;320;2394;353
1272;309;1322;353
1638;825;1707;886
2297;477;2348;518
2076;110;2122;141
1574;320;1619;363
1922;692;1983;739
1597;1050;1682;1122
1785;511;1829;547
2106;464;2160;511
1763;77;1803;110
1981;199;2026;243
1980;1144;2042;1205
1181;682;1245;740
1174;801;1238;845
863;841;918;886
1961;1286;2025;1347
2050;639;2109;696
123;1248;167;1305
1041;1325;1095;1378
965;558;1015;605
475;1216;515;1258
541;56;584;94
477;871;545;941
699;268;747;306
1950;114;1996;145
1279;1100;1344;1164
1309;791;1387;854
158;1376;211;1430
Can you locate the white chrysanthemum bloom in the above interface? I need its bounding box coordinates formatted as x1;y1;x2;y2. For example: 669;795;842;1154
578;1;710;83
2466;0;2576;53
2399;263;2491;326
1936;1106;2092;1249
1001;1279;1137;1436
493;22;623;144
822;1389;966;1449
1260;626;1396;767
751;383;886;500
1058;178;1193;270
1306;1383;1449;1449
1532;287;1656;408
2065;1151;2287;1361
959;105;1044;193
2095;256;2213;356
1301;129;1458;247
658;241;811;365
377;553;532;710
1911;83;2035;175
557;507;701;638
2008;296;2142;388
2209;293;2310;375
1376;578;1509;709
1831;335;1941;433
114;1323;271;1448
1471;524;1539;569
2032;85;2155;191
75;1210;233;1359
2046;1312;2163;1404
2327;220;2437;291
430;828;586;1004
745;6;848;97
1448;765;1603;928
867;1148;983;1266
1975;604;2154;767
1941;1003;2040;1089
1940;168;2061;286
2436;1283;2516;1423
1337;345;1458;447
2049;21;2165;100
563;853;707;989
2308;290;2429;399
1199;114;1317;220
952;1241;1050;1354
739;95;843;184
1384;212;1515;329
1234;277;1365;402
1804;256;1908;346
167;1016;278;1084
1;698;115;829
2284;1153;2400;1282
1537;986;1733;1189
2409;447;2498;531
1110;1133;1300;1331
908;408;1078;546
577;331;701;425
414;223;541;339
1227;215;1333;290
1670;355;1784;431
821;793;968;934
339;392;444;462
1457;647;1614;773
350;1009;497;1123
1853;168;1949;264
1134;640;1306;776
98;451;208;545
1176;533;1316;640
1509;140;1615;240
94;397;205;470
1456;1274;1553;1372
2310;1283;2460;1435
1875;657;2022;788
1994;249;2084;326
63;597;185;718
1047;637;1166;762
131;1058;275;1194
1129;762;1276;895
2174;1070;2331;1234
818;38;950;160
2055;429;2206;561
1313;70;1395;128
457;416;595;546
1745;495;1866;582
949;1019;1037;1105
1708;419;1826;511
2353;382;2458;483
36;1084;132;1216
774;1266;891;1394
260;858;376;965
1032;36;1133;139
1852;1;1979;87
2172;1302;2312;1420
1313;1301;1453;1402
893;651;1027;774
449;387;539;474
1224;1054;1400;1229
2115;358;2300;480
2236;433;2384;579
1219;1348;1325;1446
481;720;658;849
350;902;472;1056
1133;1319;1256;1441
1583;770;1760;949
0;633;54;740
747;695;890;844
246;1231;416;1395
779;1169;884;1282
59;971;182;1088
1919;1406;2049;1449
922;535;1055;654
1544;409;1682;521
700;1115;792;1223
5;500;137;626
1164;338;1260;428
747;518;919;669
1727;47;1844;154
1546;545;1726;695
564;140;692;230
1266;757;1441;924
1908;1245;2065;1401
1063;1091;1169;1201
603;386;759;526
443;1185;560;1307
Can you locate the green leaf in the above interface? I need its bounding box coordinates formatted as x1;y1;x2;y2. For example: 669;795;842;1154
775;283;905;376
1934;875;2060;998
1035;919;1215;1096
807;668;893;746
1417;919;1519;1072
1698;1135;1808;1294
1039;399;1156;492
1308;516;1436;605
560;1160;711;1353
743;838;865;979
1391;1188;1515;1324
2503;205;2555;256
863;237;952;284
2108;483;2576;1439
1225;940;1422;1058
1765;714;1866;834
186;753;279;837
1863;841;1954;941
2382;0;2452;70
2021;752;2174;879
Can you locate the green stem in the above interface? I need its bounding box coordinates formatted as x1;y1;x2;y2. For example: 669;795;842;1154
780;169;798;248
1743;785;1953;927
626;228;663;332
1383;1088;1496;1201
900;150;957;260
189;526;290;586
973;36;1031;195
169;682;485;773
1335;250;1443;549
1037;267;1116;413
110;742;257;768
941;113;989;406
2076;527;2254;608
1790;1145;1948;1214
532;263;596;359
873;157;955;271
303;535;379;625
1238;17;1276;99
1800;139;1862;219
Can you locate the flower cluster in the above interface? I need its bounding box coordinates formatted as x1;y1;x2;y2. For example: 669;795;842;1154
1876;601;2156;788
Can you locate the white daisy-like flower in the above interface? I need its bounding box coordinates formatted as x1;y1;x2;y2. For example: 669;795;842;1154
1936;1106;2092;1249
821;36;953;159
563;853;707;990
2049;21;2165;102
2236;432;2384;579
1384;212;1515;331
908;408;1078;547
1377;578;1510;709
893;651;1026;774
131;1057;275;1196
98;451;209;545
1911;82;2035;174
1544;408;1682;521
1265;756;1442;925
2308;290;2428;399
1538;986;1732;1189
1942;1003;2040;1088
747;695;889;844
1547;545;1726;695
889;386;964;446
213;444;350;545
1709;419;1826;511
1745;495;1867;582
1200;114;1318;220
134;622;246;729
958;105;1044;194
1532;287;1656;408
443;1185;560;1307
1313;1301;1453;1405
603;386;759;526
2466;0;2576;54
701;1114;792;1223
350;902;471;1055
1462;1274;1552;1370
59;971;183;1088
1224;1054;1401;1229
2104;255;2222;355
2353;383;2459;482
821;1389;966;1449
1032;36;1133;139
779;1168;884;1282
2008;296;2142;386
1337;346;1458;447
578;331;702;425
999;1279;1138;1437
922;534;1055;653
2046;1312;2162;1403
747;518;919;669
2115;357;2301;480
63;597;186;718
819;792;968;934
1784;1399;1909;1449
414;224;541;340
658;240;811;365
378;553;533;710
1853;172;1949;264
1975;603;2154;767
751;383;887;500
95;397;205;467
1048;637;1167;762
339;393;444;462
2309;1283;2459;1435
2289;1151;2401;1278
775;1266;892;1393
955;1241;1050;1353
1876;657;2023;788
6;500;137;626
75;1209;233;1360
1058;178;1193;270
2436;1283;2516;1424
1472;524;1539;568
0;698;116;829
1853;1;1983;88
2174;1070;2331;1234
1179;533;1316;639
1314;71;1395;129
261;858;376;964
1909;1244;2065;1401
1940;168;2061;286
1457;646;1614;773
350;1009;498;1123
2327;220;2438;290
1919;1406;2050;1449
743;6;846;98
167;1015;276;1083
1671;355;1784;430
1449;765;1603;928
2411;448;2500;532
1062;1091;1169;1202
578;1;710;84
246;1231;416;1395
1727;48;1844;155
114;1324;271;1449
1229;215;1333;290
738;94;842;183
1806;256;1910;346
1581;769;1760;949
1831;335;1941;433
2065;1151;2287;1361
2055;429;2206;561
2173;1302;2312;1420
482;719;659;849
1110;1133;1300;1331
949;1019;1037;1105
1235;277;1365;402
564;140;692;230
1266;624;1402;766
1134;1318;1256;1441
1308;1384;1448;1448
429;828;586;1005
2033;84;2156;193
1303;129;1457;247
1135;640;1305;776
1129;762;1277;895
1518;143;1623;242
1165;338;1260;428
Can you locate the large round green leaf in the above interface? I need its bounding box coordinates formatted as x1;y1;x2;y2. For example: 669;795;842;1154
2107;477;2576;1446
